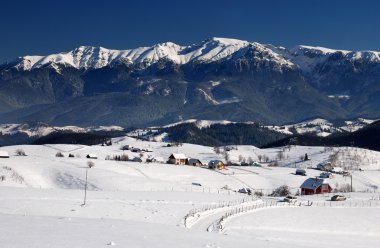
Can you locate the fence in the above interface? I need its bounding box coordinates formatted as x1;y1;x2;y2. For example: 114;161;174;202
184;197;259;228
207;199;380;232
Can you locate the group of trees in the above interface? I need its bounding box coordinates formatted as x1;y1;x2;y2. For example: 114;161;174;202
105;154;129;161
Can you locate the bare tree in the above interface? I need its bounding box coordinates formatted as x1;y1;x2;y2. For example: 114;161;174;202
223;151;230;164
15;149;26;156
258;154;262;162
276;150;284;161
247;156;253;164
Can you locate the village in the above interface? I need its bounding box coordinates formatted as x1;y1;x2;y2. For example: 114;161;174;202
0;135;379;247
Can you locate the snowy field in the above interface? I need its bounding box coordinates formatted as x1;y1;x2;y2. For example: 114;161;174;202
0;136;380;247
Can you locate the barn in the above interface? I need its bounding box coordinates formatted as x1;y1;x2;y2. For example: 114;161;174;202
208;160;225;170
188;158;203;166
0;151;9;158
168;154;188;165
300;177;332;195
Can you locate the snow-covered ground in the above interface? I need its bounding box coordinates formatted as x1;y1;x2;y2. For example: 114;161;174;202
0;136;379;247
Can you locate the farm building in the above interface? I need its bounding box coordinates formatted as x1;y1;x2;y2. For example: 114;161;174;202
208;160;225;170
168;154;188;165
316;162;333;171
188;158;203;166
300;177;332;195
86;154;98;159
131;157;142;162
295;168;307;176
0;151;9;158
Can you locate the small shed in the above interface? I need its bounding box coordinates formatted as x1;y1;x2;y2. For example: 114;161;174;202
0;151;9;158
188;158;203;166
208;160;225;170
295;168;307;176
131;147;141;153
300;177;332;195
86;154;98;159
317;162;333;171
168;154;188;165
131;157;142;162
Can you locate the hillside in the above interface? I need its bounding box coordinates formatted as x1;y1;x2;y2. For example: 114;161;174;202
1;135;380;247
263;120;380;151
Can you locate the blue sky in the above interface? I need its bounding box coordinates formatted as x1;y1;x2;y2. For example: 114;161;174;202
1;0;380;62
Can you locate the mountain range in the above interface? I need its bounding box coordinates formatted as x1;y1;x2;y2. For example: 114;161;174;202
1;37;380;127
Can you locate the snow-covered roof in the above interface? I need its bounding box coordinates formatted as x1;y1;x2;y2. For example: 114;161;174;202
169;154;187;159
300;178;329;190
86;154;98;158
0;151;9;158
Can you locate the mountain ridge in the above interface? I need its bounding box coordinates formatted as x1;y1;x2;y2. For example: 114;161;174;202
1;37;380;126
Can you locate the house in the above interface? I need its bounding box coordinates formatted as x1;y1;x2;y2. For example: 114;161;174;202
316;162;333;171
121;145;130;150
188;158;203;166
168;154;188;165
0;151;9;158
147;156;165;163
131;147;141;153
300;177;332;195
131;157;142;162
208;160;225;170
295;168;307;176
86;154;98;159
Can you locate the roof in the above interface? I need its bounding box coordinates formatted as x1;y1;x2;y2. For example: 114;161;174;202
0;151;9;157
188;158;202;163
87;154;97;158
208;160;223;165
169;153;187;159
300;178;329;190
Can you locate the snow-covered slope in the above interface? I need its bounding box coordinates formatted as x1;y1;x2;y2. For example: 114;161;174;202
1;136;380;247
266;118;378;137
0;123;123;138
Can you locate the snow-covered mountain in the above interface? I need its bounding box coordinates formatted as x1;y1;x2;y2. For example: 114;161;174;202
11;38;294;71
1;37;380;126
10;37;380;74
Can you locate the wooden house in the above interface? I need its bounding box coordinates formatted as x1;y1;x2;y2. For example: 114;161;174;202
208;160;225;170
188;158;203;166
300;177;332;195
168;154;188;165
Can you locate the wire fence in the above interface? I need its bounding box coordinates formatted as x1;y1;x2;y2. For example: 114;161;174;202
184;197;258;228
208;199;380;232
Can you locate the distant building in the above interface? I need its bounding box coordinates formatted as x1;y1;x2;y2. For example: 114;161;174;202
316;162;333;171
168;154;188;165
131;157;142;162
131;147;141;153
208;160;225;170
86;154;98;159
188;158;203;166
0;151;9;158
295;168;307;176
300;177;332;195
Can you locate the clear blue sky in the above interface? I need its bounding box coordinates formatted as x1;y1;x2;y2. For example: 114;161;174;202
1;0;380;62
